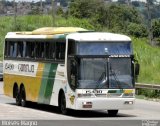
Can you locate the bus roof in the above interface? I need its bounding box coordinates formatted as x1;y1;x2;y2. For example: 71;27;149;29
5;27;88;39
67;32;131;42
32;27;88;35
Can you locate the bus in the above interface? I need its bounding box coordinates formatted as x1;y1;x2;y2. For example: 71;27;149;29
3;27;139;116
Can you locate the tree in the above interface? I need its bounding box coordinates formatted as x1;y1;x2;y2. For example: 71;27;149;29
68;0;143;33
152;19;160;38
127;23;148;37
29;6;41;15
100;4;142;32
68;0;104;19
56;7;64;15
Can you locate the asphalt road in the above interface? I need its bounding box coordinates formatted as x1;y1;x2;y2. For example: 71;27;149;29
0;82;160;126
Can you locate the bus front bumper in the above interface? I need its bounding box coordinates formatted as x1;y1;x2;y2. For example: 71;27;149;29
75;97;135;110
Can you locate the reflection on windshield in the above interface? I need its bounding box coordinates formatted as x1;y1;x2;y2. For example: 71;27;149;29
77;58;133;89
109;58;133;89
78;58;108;89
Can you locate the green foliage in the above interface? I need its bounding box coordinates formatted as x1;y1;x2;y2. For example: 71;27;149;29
28;6;41;15
69;1;142;34
132;37;160;84
69;0;104;19
127;23;148;37
152;19;160;38
56;7;64;16
137;89;160;98
103;4;141;32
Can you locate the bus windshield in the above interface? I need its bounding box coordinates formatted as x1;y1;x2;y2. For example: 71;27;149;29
77;58;133;89
76;42;132;55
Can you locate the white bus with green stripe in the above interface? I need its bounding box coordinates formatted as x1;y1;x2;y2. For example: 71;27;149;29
3;27;139;116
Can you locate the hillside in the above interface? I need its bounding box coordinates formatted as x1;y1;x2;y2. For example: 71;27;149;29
0;15;160;84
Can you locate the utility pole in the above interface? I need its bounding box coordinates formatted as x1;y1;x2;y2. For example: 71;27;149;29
146;0;154;46
14;0;17;30
52;0;55;27
40;0;43;14
127;0;131;6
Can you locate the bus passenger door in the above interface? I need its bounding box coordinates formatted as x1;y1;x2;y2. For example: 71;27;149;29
69;59;77;90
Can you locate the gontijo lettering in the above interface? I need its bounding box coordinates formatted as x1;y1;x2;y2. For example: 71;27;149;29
18;64;34;73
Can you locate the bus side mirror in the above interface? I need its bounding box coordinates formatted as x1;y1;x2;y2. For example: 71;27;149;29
135;63;140;76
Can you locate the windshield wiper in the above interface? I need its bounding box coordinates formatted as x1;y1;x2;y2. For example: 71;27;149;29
96;72;106;89
95;60;108;89
109;64;122;89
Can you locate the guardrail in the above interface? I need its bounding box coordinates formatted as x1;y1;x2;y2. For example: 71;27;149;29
135;83;160;90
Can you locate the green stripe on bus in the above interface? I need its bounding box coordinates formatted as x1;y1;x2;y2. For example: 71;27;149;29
43;63;58;104
38;63;58;104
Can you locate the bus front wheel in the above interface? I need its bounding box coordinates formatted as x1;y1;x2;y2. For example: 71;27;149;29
60;93;68;115
107;110;118;116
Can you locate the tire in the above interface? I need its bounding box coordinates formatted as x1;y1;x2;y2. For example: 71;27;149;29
16;92;21;106
108;110;118;116
60;93;68;115
20;87;27;107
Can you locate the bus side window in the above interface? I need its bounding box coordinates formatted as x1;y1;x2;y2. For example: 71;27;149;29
8;42;17;58
13;42;17;57
9;44;13;57
22;41;26;58
56;42;65;60
36;42;45;59
46;42;55;60
4;41;9;57
26;42;35;58
17;42;23;58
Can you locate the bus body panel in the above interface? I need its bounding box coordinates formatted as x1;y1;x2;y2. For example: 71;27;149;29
3;60;61;104
50;64;66;106
65;89;135;110
75;97;135;110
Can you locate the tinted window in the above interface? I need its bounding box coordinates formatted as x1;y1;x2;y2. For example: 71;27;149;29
56;42;65;60
8;42;17;57
36;42;45;59
26;42;35;58
46;42;55;60
77;42;132;55
17;42;24;58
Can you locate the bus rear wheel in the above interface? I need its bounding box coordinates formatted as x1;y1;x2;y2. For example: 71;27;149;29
16;92;21;106
107;110;118;116
14;86;21;106
60;93;68;115
20;87;27;107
